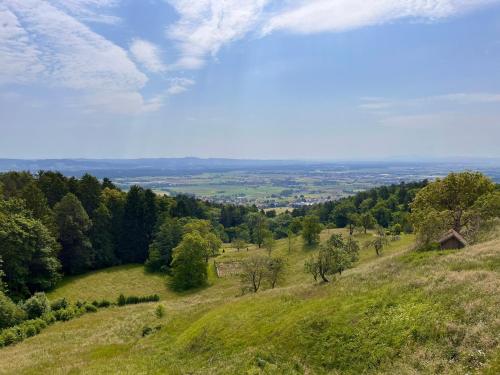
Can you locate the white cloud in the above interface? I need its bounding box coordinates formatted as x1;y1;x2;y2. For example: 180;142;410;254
0;0;158;113
263;0;500;35
52;0;121;24
164;0;500;73
167;77;195;95
0;5;44;84
130;39;166;73
80;90;164;114
166;0;268;70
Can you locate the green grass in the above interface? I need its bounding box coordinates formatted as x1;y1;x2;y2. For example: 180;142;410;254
47;264;169;302
1;230;499;374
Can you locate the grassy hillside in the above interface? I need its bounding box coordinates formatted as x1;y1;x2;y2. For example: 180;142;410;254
1;230;499;374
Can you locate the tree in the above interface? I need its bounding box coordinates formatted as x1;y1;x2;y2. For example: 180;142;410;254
0;199;61;298
346;212;360;235
101;188;126;256
146;218;184;272
232;238;246;252
89;203;116;269
364;227;389;256
245;212;269;248
266;257;285;288
143;189;158;244
331;200;356;228
77;173;101;215
359;212;377;234
183;219;222;262
263;233;275;255
119;186;148;263
171;232;208;291
240;255;268;293
37;171;69;207
53;193;93;275
302;215;321;245
410;171;498;246
304;234;358;282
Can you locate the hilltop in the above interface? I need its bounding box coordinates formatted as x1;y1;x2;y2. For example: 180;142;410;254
0;229;498;374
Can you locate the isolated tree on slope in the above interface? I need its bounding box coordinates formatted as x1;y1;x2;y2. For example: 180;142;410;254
410;171;500;246
302;215;322;245
171;232;208;290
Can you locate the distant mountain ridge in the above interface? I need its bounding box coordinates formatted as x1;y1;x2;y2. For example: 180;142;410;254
0;157;499;179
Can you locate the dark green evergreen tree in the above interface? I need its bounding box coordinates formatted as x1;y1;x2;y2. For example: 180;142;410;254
89;203;116;268
53;193;94;275
77;173;102;216
119;186;148;263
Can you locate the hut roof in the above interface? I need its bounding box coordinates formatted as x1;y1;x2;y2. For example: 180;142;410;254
438;229;468;247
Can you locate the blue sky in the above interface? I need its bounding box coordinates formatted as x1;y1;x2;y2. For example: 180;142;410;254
1;0;500;159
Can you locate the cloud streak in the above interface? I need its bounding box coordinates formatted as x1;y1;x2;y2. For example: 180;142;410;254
0;0;157;113
130;39;167;73
263;0;500;34
166;0;268;70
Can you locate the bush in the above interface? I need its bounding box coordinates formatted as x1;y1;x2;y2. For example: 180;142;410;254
22;292;50;319
98;299;111;308
50;297;69;311
142;325;153;337
0;318;48;348
83;303;97;313
117;294;126;306
117;294;160;306
0;328;20;346
54;307;76;322
0;291;26;329
41;311;56;324
155;305;165;318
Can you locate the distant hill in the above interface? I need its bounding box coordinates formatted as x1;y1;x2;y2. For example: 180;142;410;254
1;158;499;180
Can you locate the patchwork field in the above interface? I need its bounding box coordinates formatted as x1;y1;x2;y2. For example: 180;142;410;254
1;230;499;374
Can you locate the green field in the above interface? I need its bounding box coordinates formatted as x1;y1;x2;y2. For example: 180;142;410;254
1;230;499;374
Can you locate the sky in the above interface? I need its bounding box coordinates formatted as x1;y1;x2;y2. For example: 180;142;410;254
1;0;500;160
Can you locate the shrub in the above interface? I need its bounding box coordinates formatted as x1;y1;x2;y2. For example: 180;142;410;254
155;305;165;318
0;291;26;329
98;299;111;308
22;292;50;319
0;328;19;346
50;297;69;311
54;307;75;322
41;311;56;324
117;294;160;306
142;325;153;337
83;303;97;313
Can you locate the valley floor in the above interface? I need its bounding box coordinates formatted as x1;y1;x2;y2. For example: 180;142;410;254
0;230;499;374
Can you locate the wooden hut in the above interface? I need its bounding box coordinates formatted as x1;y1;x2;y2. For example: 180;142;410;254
438;229;467;250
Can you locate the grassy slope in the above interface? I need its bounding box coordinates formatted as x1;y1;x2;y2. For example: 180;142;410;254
1;230;499;374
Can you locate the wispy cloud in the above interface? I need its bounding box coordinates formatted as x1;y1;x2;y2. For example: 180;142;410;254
262;0;500;35
360;92;500;129
167;77;195;95
166;0;268;70
130;39;167;73
52;0;121;24
0;0;157;113
164;0;500;78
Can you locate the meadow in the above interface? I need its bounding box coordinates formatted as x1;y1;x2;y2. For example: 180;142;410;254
0;229;499;374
